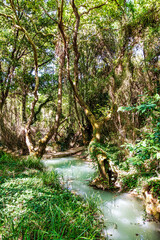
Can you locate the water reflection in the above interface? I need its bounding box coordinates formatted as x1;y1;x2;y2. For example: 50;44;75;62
43;157;160;240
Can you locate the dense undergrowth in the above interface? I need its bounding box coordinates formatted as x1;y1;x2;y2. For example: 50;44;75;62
0;152;104;240
116;94;160;195
90;94;160;196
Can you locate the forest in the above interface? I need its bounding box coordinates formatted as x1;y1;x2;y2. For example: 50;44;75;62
0;0;160;239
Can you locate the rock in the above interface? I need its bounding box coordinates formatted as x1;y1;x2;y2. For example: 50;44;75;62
142;177;160;221
90;177;109;190
143;191;160;221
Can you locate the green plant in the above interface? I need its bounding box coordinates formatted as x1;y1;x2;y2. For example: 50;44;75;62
0;153;104;239
41;170;61;190
89;141;123;165
121;173;139;191
147;178;160;199
22;156;44;171
119;93;160;171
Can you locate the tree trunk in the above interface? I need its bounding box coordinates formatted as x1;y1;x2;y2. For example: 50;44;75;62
59;0;113;186
22;93;27;123
35;48;65;158
88;120;110;188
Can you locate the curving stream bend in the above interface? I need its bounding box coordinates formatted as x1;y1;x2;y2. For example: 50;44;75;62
43;157;160;240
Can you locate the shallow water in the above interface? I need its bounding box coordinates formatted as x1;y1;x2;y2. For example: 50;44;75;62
43;157;160;240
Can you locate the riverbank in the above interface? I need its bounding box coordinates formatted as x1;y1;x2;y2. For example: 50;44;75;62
0;151;104;239
74;149;160;222
43;155;160;240
129;178;160;222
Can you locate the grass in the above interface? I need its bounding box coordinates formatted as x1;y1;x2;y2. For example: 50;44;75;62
0;151;104;240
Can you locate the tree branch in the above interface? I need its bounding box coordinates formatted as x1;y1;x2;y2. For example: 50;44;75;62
0;12;14;20
41;5;58;24
33;96;53;123
80;2;107;17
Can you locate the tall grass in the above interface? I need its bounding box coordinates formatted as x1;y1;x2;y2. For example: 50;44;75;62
0;151;104;239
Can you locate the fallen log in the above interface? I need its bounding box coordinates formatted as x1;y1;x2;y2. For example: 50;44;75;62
42;146;85;159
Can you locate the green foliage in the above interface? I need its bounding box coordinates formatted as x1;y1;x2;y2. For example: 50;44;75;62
0;151;43;184
105;144;124;166
0;153;104;239
118;93;160;115
21;156;44;170
0;152;25;181
89;140;123;165
119;94;160;171
41;171;61;190
22;156;44;171
89;140;106;161
147;178;160;199
121;173;139;191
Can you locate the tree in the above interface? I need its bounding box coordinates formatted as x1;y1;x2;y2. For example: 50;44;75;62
0;0;159;188
0;0;63;157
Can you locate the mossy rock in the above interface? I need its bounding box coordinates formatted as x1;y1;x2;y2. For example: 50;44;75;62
120;173;139;191
143;177;160;221
145;177;160;198
90;177;109;190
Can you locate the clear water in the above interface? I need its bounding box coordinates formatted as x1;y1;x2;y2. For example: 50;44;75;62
43;157;160;240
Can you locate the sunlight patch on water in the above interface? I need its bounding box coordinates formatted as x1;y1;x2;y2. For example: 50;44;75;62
43;157;78;166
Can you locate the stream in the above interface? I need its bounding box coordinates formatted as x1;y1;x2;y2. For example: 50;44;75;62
43;157;160;240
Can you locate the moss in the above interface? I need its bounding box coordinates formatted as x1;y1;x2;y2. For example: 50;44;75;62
147;178;160;199
121;173;139;191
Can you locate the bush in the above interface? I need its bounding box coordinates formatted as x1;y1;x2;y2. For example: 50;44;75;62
119;93;160;173
41;170;61;190
147;178;160;199
121;173;139;191
22;156;44;171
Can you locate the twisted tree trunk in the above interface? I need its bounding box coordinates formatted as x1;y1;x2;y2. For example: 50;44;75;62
55;0;115;188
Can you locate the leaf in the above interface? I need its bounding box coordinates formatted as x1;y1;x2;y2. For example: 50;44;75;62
157;152;160;159
118;106;134;112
